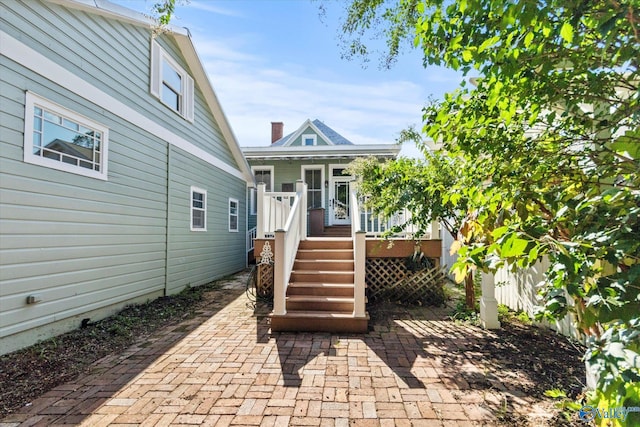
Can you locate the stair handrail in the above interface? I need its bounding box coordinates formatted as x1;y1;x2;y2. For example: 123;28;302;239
350;190;366;318
273;180;307;316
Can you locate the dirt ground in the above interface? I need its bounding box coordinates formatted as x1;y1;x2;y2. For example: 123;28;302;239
0;271;586;425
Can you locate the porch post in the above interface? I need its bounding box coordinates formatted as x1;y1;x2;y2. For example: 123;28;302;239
480;272;500;329
353;231;366;318
296;180;307;241
257;182;265;239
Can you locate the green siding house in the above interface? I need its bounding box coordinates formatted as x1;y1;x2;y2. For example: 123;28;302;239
243;119;400;234
0;0;253;354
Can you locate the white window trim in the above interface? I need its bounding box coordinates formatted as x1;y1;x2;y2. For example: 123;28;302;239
23;91;109;180
229;198;239;232
301;164;325;209
301;134;317;146
190;186;207;231
150;40;194;122
250;165;274;215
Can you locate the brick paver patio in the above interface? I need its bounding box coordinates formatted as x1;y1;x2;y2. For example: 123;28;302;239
1;271;555;426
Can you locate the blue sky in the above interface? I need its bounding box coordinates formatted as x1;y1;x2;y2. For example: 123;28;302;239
115;1;465;155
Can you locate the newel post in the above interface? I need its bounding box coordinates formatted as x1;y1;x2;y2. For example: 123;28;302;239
273;229;286;316
296;180;307;240
353;231;366;318
480;272;500;329
257;182;265;239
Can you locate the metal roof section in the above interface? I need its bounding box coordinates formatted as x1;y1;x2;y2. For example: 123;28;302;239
272;119;354;147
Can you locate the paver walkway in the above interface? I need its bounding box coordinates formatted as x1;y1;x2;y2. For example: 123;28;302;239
2;271;554;426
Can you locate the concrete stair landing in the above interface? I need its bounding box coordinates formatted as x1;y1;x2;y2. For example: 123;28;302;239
270;238;368;333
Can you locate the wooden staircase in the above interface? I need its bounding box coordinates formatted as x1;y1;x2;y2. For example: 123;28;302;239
270;238;369;333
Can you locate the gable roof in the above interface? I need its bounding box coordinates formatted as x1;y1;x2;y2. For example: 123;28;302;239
243;118;400;161
272;119;354;146
43;0;253;184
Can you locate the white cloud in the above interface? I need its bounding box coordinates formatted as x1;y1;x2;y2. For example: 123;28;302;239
209;63;427;146
191;33;428;148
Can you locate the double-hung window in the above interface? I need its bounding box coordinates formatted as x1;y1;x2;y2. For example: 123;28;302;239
23;92;109;180
229;198;239;232
190;187;207;231
150;40;194;121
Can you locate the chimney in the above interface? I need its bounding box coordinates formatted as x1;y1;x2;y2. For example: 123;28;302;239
271;122;283;144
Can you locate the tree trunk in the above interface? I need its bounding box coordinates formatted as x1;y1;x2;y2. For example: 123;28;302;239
465;271;475;310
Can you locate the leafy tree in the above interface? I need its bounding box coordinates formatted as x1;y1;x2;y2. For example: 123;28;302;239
340;0;639;420
347;138;479;308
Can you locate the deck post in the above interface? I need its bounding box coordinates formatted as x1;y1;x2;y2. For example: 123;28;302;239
273;229;286;316
480;272;500;329
353;231;366;318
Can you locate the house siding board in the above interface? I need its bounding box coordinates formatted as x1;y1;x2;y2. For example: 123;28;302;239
2;1;239;170
0;55;169;342
154;37;239;168
0;7;169;344
1;0;248;353
166;147;246;295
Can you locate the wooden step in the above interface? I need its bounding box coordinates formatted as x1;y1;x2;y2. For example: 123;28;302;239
321;226;352;237
293;259;354;271
270;311;369;333
286;295;354;312
299;239;353;250
287;282;354;297
290;270;354;283
296;249;353;260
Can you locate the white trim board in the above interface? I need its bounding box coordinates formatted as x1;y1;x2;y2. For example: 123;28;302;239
1;30;246;182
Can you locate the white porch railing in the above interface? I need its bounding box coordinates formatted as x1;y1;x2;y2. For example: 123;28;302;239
361;206;418;238
360;202;440;240
257;181;307;316
350;190;366;319
247;226;256;252
257;183;298;239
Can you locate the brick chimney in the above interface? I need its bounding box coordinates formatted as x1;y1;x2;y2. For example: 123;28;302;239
271;122;283;144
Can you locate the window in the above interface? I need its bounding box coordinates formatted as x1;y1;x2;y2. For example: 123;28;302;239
302;165;324;209
281;183;294;192
191;187;207;231
250;166;274;214
23;92;108;180
150;40;194;121
302;134;317;146
229;198;239;232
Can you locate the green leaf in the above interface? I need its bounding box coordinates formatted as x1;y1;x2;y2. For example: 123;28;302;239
458;0;467;14
502;236;529;258
491;226;509;239
523;32;534;48
560;22;574;43
462;49;473;62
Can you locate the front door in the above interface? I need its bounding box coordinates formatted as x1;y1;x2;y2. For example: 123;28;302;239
330;167;351;225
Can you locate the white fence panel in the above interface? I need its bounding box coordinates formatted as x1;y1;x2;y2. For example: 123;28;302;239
493;258;581;341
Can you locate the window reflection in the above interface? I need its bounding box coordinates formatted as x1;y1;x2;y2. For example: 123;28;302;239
32;106;101;171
